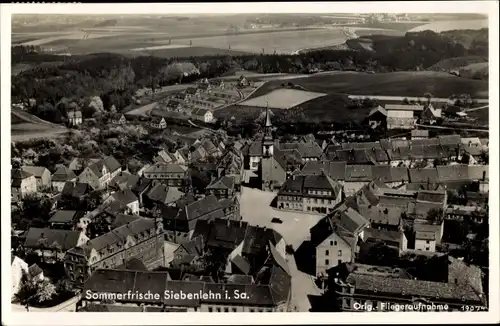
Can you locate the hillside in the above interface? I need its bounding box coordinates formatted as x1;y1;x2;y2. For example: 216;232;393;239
427;56;488;71
249;71;489;99
459;62;489;80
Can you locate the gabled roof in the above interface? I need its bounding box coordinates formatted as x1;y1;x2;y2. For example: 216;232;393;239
11;169;34;187
345;165;373;182
61;182;90;197
110;172;140;190
408;168;439;184
144;163;188;174
385;104;424;111
146;183;184;205
278;142;323;158
207;176;235;191
368;105;387;117
52;166;77;182
436;165;469;182
300;161;346;180
21;166;49;178
24;228;82;251
49;210;85;224
110;189;139;205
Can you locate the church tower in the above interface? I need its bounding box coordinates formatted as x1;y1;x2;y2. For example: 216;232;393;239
261;103;275;191
262;103;274;157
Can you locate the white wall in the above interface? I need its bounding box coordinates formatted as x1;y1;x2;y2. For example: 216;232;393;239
316;233;352;277
415;239;436;252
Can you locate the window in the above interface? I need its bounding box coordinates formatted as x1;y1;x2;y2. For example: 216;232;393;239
216;308;221;312
325;250;329;256
330;241;333;246
208;307;213;312
232;308;237;312
338;259;342;265
224;308;229;312
325;259;329;265
338;250;342;256
249;309;255;312
426;240;430;244
334;241;337;246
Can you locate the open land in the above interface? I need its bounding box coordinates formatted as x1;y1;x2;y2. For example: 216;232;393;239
408;19;488;32
239;89;328;109
11;109;68;141
248;71;489;99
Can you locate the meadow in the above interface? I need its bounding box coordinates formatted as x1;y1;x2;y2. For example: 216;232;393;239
408;19;488;32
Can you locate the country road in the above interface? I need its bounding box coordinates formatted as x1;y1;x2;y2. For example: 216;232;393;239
415;124;489;133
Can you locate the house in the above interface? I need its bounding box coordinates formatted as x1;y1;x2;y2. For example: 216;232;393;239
150;117;167;129
327;262;484;311
198;83;211;93
217;149;244;185
131;177;154;207
154;150;177;164
143;163;189;188
206;176;236;199
237;75;250;87
414;231;436;252
109;171;141;191
361;228;408;254
144;183;185;208
49;210;86;230
413;220;444;246
386;110;416;130
78;156;122;190
344;165;373;196
68;158;101;175
209;79;225;89
277;172;343;214
11;169;37;201
68;110;83;126
166;99;183;111
174;92;189;101
22;166;52;189
64;217;164;287
185;87;201;98
277;142;323;162
367;106;387;129
192;108;213;123
420;104;442;124
310;205;370;277
11;255;29;298
165;195;240;236
111;114;127;125
411;130;429;140
28;264;44;281
104;189;140;215
23;228;89;263
299;161;347;183
61;181;91;201
51;166;77;192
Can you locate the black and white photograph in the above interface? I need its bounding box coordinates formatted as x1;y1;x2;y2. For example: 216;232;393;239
1;2;498;325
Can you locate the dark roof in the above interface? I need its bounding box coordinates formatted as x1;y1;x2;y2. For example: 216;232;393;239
206;176;235;190
52;166;77;182
345;165;373;182
111;189;139;205
115;258;148;271
364;228;402;244
24;228;82;251
357;205;402;226
22;166;49;178
278;174;342;197
146;183;184;205
278;142;323;158
49;210;85;224
11;169;34;187
408;168;439;184
131;177;153;194
371;166;409;183
248;140;263;156
300;161;346;180
110;172;140;190
144;163;187;174
436;165;470;182
28;264;43;277
346;273;481;302
185;87;198;95
415;231;436;241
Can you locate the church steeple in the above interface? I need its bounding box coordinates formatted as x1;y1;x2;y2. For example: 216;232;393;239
262;102;274;157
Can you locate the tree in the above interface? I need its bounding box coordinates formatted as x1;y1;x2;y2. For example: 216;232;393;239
15;272;57;310
426;208;444;222
423;92;433;105
198;249;228;282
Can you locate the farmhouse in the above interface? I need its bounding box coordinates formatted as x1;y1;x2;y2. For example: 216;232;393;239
420;104;442;124
77;156;122;190
142;163;189;187
68;110;83;126
166;99;183;112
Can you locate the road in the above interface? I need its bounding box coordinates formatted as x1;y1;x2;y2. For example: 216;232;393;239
415;124;489;133
465;105;489;112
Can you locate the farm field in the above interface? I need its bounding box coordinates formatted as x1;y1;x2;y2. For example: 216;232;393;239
408;19;488;32
249;71;489;99
11;108;68;141
239;89;328;109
